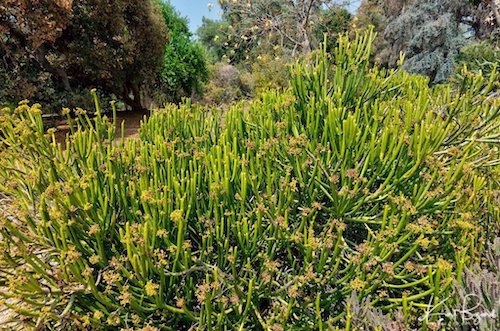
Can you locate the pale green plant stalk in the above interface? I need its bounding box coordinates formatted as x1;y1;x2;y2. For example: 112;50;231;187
0;29;498;330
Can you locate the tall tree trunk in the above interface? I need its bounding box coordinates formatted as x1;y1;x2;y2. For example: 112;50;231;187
493;0;500;27
122;89;134;111
35;46;72;91
302;29;311;55
130;83;143;112
55;67;71;91
122;82;144;112
301;0;314;56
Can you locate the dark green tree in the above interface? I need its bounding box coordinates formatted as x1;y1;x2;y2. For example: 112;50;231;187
197;17;234;63
355;0;499;83
0;0;75;108
316;6;352;51
0;0;168;111
157;1;209;103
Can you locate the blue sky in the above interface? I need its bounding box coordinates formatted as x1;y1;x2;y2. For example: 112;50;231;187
168;0;361;33
168;0;222;33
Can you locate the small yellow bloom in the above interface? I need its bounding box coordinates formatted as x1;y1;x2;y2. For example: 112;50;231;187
93;310;104;320
81;315;91;326
118;286;132;305
416;237;430;250
350;278;365;291
170;209;183;223
176;298;185;308
145;280;160;297
156;229;168;238
89;255;101;265
436;258;452;272
88;224;100;235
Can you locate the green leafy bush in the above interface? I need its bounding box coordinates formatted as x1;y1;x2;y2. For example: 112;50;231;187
452;40;500;93
156;1;209;103
202;63;254;105
202;53;289;105
250;54;291;93
0;31;498;330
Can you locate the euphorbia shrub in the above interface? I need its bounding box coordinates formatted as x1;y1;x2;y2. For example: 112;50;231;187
0;30;498;330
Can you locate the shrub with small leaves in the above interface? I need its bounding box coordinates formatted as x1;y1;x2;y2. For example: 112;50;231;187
0;30;498;330
202;62;254;104
452;40;500;94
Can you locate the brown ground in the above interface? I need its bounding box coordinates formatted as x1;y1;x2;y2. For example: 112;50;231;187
54;110;148;143
114;109;149;139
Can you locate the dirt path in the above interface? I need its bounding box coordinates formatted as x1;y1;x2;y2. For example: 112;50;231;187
113;110;148;139
0;297;14;327
55;110;148;143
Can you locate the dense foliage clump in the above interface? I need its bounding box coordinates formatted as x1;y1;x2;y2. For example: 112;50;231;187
0;31;498;330
0;0;168;111
355;0;500;83
197;0;351;104
156;1;208;103
453;39;500;86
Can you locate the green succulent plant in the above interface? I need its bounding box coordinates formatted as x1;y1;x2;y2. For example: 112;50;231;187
0;29;498;330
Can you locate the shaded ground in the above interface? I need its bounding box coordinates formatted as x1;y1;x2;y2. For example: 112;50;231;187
54;110;148;143
0;296;15;327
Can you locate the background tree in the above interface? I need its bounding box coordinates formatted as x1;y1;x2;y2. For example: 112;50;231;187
197;1;353;104
197;18;230;62
157;1;209;103
384;0;467;83
0;0;74;107
463;0;500;39
200;0;353;64
316;5;352;51
0;0;168;111
354;0;500;83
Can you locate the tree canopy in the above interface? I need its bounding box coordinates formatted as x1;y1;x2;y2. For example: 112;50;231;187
157;1;208;103
355;0;500;83
198;0;352;64
0;0;168;111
